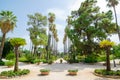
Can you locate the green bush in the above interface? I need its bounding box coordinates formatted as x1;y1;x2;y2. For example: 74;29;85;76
94;69;120;76
76;55;85;62
5;61;14;67
40;69;50;72
25;54;35;63
68;69;78;72
34;59;41;63
19;56;28;62
42;59;48;63
0;60;5;66
68;59;79;63
48;60;53;64
0;69;30;77
5;51;15;60
84;54;97;63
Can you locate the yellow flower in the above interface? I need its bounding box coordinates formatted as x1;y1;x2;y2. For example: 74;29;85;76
99;40;115;48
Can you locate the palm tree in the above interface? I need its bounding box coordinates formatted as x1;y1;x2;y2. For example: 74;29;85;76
106;0;120;41
0;11;17;60
47;12;55;59
27;13;47;55
10;38;26;72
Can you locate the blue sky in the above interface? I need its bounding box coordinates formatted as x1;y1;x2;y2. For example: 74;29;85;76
0;0;120;52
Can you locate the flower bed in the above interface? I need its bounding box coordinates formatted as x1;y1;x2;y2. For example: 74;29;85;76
94;69;120;79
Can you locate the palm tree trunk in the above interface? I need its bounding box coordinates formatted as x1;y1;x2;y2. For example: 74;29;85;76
14;46;19;72
0;33;6;60
106;47;111;71
113;6;120;41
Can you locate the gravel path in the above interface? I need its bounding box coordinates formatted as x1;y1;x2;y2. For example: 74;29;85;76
0;59;120;80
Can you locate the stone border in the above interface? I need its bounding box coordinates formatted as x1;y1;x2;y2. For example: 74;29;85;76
93;72;120;79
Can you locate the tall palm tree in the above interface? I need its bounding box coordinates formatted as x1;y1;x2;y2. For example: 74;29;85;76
47;12;55;59
106;0;120;41
0;11;17;59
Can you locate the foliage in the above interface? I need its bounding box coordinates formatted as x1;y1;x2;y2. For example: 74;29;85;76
27;13;47;55
10;38;26;47
65;0;116;57
34;59;41;63
0;69;30;77
84;54;97;63
0;60;5;66
25;54;35;63
0;10;17;59
68;69;78;72
42;59;48;63
5;51;15;60
5;61;14;67
48;59;53;64
99;40;115;48
40;69;50;72
19;56;28;62
2;40;14;58
95;69;120;76
68;59;79;63
113;44;120;58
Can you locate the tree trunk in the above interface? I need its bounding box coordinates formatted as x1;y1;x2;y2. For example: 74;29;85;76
113;6;120;41
14;46;19;72
106;47;111;71
33;46;37;57
46;34;51;60
0;33;6;60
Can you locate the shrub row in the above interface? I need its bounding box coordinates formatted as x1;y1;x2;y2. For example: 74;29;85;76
95;69;120;76
0;69;30;77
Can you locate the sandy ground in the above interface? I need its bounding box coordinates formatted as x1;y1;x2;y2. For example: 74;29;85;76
0;59;120;80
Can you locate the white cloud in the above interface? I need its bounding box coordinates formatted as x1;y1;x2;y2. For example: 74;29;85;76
68;0;83;11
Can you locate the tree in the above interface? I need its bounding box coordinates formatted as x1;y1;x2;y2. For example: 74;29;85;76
47;12;56;60
66;0;116;57
27;13;47;55
10;38;26;72
0;11;17;60
99;40;115;71
106;0;120;41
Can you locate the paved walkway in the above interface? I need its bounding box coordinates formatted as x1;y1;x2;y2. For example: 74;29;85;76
0;59;120;80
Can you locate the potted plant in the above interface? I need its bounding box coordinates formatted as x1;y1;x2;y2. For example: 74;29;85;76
40;69;50;75
68;69;78;75
5;61;14;68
